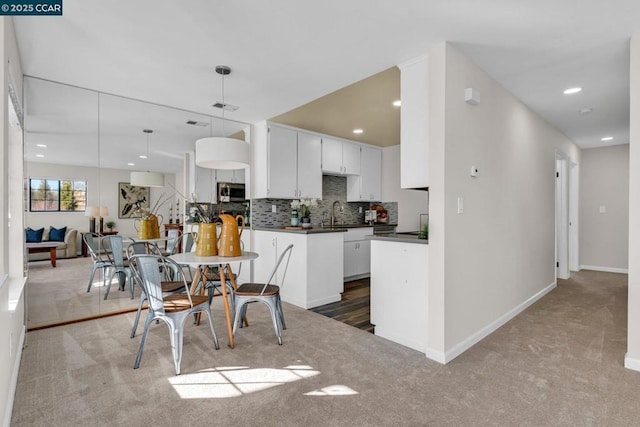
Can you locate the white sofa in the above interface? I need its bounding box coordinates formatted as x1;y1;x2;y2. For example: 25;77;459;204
28;227;78;261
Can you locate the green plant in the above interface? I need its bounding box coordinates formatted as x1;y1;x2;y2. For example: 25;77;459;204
418;223;428;240
105;220;116;230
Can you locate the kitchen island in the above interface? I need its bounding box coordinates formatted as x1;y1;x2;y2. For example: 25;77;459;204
369;233;429;353
253;227;345;309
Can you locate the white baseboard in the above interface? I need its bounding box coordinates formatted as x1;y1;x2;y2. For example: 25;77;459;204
307;294;341;309
3;325;25;427
425;348;446;364
442;281;557;364
624;354;640;372
580;265;628;274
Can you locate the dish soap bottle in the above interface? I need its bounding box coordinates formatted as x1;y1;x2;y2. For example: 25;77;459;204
291;209;299;227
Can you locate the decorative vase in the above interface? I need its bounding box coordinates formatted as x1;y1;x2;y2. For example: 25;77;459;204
301;217;311;228
195;223;217;256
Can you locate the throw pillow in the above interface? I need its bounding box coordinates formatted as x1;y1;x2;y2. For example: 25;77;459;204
49;226;67;242
26;227;44;243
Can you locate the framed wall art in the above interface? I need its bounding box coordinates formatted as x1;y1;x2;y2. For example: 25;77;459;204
118;182;150;218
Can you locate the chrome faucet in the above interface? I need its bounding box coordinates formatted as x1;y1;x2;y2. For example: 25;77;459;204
331;200;342;226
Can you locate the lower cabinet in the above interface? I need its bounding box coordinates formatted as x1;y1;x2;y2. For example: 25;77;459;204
370;239;428;353
253;230;344;309
343;227;373;280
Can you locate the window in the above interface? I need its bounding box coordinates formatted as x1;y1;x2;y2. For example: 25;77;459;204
29;178;87;212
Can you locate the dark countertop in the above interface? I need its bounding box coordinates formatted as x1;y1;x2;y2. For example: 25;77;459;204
252;225;347;234
368;233;429;245
252;223;398;234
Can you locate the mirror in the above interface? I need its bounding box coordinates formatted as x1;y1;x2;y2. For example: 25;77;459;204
23;77;250;329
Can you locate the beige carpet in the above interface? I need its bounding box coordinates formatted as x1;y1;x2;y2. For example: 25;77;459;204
12;270;640;426
27;257;144;328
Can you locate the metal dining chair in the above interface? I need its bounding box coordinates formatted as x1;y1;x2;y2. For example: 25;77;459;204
162;229;182;256
101;235;134;300
130;254;219;375
127;241;186;338
84;232;112;293
233;244;294;345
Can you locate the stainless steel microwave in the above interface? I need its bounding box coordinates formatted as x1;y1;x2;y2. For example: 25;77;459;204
217;182;246;202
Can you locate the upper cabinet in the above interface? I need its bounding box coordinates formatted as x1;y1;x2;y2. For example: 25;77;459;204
253;122;322;199
216;169;245;184
321;138;361;176
347;145;382;202
399;55;429;189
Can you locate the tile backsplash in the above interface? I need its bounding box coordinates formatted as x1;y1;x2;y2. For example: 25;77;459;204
250;175;397;227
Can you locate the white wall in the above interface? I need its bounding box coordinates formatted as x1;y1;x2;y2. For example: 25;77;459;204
427;43;580;362
626;35;640;371
1;16;24;427
579;145;629;272
381;145;429;232
26;162;176;242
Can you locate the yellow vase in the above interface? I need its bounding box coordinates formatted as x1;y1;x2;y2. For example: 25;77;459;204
195;223;218;256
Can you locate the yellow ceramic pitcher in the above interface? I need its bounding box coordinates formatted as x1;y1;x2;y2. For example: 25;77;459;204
195;223;218;256
217;214;244;257
135;212;162;240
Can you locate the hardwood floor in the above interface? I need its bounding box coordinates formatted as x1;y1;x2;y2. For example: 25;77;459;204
310;278;374;333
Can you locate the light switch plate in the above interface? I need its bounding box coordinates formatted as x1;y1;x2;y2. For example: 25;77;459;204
457;197;464;214
599;205;606;214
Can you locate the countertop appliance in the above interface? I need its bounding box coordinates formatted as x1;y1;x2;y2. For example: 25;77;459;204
217;182;245;202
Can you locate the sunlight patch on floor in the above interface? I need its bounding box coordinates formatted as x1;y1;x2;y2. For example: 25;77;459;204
168;365;320;399
305;385;359;396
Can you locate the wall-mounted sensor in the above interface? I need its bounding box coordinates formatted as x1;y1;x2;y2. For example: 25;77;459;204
465;88;481;105
470;166;479;177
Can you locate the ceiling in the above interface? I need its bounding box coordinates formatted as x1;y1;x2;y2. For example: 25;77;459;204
14;0;639;165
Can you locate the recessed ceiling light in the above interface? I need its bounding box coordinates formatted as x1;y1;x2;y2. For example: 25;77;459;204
353;129;363;134
601;136;613;141
128;162;135;166
139;155;147;159
36;144;47;148
563;87;582;95
392;100;401;107
36;154;44;158
578;107;593;115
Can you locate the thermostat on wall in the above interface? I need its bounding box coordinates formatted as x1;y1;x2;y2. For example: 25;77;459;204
465;88;481;105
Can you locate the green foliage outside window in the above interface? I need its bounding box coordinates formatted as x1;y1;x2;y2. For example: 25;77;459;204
30;178;87;212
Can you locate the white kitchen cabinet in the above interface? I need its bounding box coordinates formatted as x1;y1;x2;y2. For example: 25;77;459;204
370;239;428;353
296;131;323;198
194;166;216;203
399;55;429;189
253;123;322;199
321;137;361;176
253;230;343;308
216;169;245;184
343;227;373;279
347;145;381;202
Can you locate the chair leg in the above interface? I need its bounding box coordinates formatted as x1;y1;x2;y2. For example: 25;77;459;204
87;265;98;292
168;319;183;375
201;307;220;350
130;293;146;338
232;299;246;336
104;270;116;300
129;272;135;299
265;299;283;345
134;313;154;369
276;295;286;330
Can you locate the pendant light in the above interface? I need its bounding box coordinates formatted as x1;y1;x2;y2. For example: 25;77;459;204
130;128;165;187
195;65;250;170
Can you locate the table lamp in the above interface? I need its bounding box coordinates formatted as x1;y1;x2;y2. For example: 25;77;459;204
85;206;98;233
99;206;109;233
